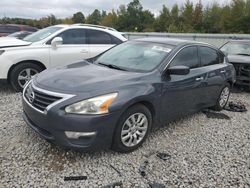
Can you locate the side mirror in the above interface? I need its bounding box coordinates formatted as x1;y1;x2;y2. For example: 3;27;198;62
167;65;190;75
51;37;63;48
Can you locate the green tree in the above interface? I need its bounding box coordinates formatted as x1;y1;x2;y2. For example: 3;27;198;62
154;5;171;32
168;4;180;32
180;0;194;32
229;0;247;32
192;0;203;32
72;12;85;23
86;9;102;24
220;5;231;33
203;3;222;33
101;10;118;28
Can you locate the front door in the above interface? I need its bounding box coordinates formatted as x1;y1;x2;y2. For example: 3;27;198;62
160;46;206;123
49;28;89;68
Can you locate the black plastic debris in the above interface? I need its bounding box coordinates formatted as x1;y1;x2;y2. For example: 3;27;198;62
149;182;166;188
156;152;171;161
64;176;87;181
202;110;230;120
139;160;149;177
225;101;247;112
101;181;123;188
110;164;122;177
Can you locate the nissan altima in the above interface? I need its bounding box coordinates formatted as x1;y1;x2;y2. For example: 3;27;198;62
22;38;236;153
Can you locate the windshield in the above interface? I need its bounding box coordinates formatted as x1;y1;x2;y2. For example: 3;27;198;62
221;42;250;56
23;26;62;42
96;41;173;72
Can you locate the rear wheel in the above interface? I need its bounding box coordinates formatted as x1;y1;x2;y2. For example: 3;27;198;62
10;63;43;92
112;104;152;153
211;84;230;111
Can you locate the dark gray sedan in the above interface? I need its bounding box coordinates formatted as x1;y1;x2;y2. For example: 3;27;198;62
22;38;236;153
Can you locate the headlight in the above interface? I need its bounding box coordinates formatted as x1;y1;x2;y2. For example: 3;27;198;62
0;50;5;55
65;93;118;114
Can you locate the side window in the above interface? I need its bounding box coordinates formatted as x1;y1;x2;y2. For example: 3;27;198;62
87;30;112;44
200;47;220;66
58;29;86;45
170;46;199;69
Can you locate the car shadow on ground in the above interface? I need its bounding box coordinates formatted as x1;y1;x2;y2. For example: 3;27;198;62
0;81;16;93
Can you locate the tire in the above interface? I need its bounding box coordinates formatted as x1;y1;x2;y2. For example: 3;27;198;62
211;84;230;111
10;63;43;92
112;104;152;153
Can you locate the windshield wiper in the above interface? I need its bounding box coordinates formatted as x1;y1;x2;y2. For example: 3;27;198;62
237;53;250;56
97;62;127;71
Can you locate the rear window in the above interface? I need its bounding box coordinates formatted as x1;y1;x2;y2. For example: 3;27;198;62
87;30;113;44
200;47;220;66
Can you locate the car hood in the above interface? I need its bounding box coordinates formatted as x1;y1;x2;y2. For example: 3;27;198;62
34;61;144;94
0;37;31;48
227;54;250;64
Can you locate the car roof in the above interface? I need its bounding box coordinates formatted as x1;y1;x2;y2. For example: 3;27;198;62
134;37;212;47
54;24;117;31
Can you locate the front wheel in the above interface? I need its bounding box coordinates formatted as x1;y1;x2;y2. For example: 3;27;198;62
112;104;152;153
10;63;43;92
211;84;230;111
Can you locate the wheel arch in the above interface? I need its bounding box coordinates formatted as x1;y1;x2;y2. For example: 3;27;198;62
7;60;46;82
121;99;157;127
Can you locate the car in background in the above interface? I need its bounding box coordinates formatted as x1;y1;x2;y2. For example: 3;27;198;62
22;38;235;152
0;24;127;91
8;31;34;40
220;40;250;90
0;24;38;37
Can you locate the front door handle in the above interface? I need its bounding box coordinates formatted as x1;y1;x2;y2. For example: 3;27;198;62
220;70;226;73
81;49;88;53
195;77;204;81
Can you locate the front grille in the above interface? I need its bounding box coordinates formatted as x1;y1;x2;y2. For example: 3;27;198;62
24;83;62;112
233;63;250;77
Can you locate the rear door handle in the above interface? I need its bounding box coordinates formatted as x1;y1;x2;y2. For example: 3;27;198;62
195;77;204;81
220;70;226;73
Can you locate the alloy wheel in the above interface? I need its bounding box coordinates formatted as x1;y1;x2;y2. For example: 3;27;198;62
219;86;230;107
18;68;38;88
121;113;148;147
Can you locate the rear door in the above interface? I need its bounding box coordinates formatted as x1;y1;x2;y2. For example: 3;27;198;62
87;29;120;58
49;28;89;67
161;46;206;122
198;46;228;105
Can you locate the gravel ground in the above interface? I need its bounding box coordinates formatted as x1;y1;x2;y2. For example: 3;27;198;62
1;82;250;187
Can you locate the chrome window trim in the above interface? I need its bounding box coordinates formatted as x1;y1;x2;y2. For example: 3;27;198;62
23;80;75;114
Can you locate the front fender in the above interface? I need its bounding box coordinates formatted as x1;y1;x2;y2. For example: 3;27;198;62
110;83;162;125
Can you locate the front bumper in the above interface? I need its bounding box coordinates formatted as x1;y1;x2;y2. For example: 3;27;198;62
22;98;121;151
232;63;250;86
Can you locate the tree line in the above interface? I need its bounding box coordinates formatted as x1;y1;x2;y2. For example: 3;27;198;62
1;0;250;33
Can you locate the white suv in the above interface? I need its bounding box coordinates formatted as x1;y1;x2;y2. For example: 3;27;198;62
0;24;127;91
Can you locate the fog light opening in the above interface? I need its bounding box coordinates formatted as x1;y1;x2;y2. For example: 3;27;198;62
65;131;96;139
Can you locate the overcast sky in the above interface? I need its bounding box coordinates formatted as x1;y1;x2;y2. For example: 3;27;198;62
0;0;230;19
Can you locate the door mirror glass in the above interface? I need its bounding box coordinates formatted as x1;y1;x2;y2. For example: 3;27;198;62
167;66;190;75
51;37;63;47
